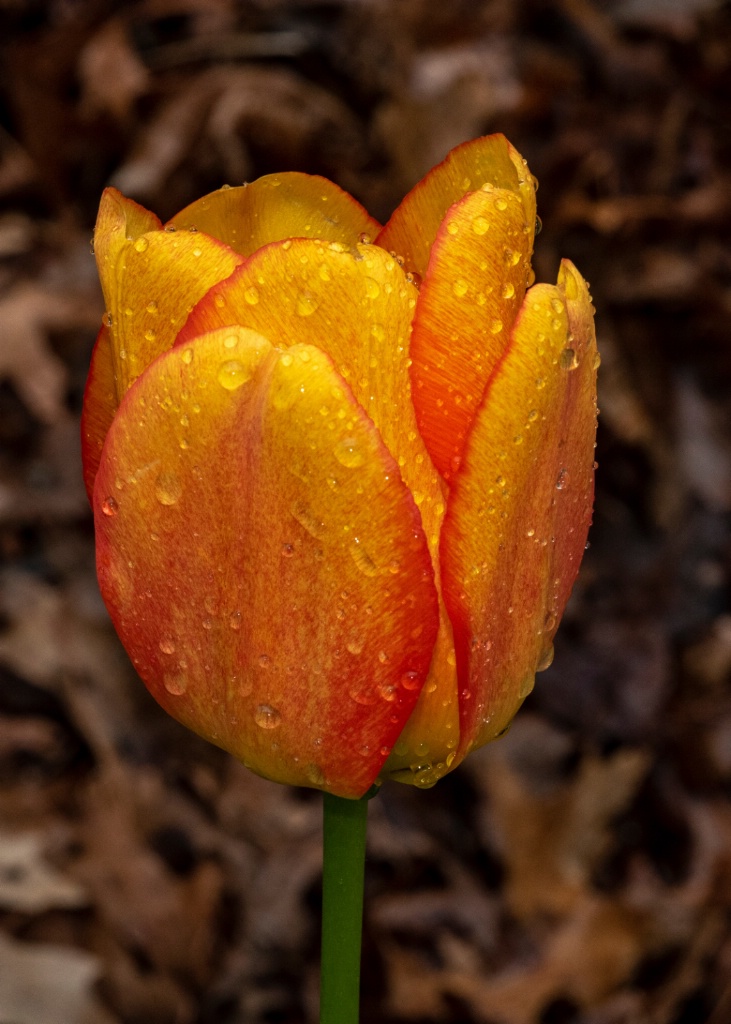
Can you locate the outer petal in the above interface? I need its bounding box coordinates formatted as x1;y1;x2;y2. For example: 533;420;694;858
166;173;381;257
94;188;243;399
441;261;598;767
81;325;115;502
93;326;439;798
409;186;533;480
376;134;537;278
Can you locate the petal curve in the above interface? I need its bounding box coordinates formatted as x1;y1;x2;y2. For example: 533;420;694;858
81;324;116;502
376;134;537;278
441;261;598;767
166;173;381;256
409;186;533;480
94;325;439;797
94;189;243;400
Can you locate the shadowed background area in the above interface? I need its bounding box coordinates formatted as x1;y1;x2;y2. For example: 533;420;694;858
1;1;730;1022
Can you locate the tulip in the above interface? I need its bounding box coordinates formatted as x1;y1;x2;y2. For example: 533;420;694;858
83;135;598;800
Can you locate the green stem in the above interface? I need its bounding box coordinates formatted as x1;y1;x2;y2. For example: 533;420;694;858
320;792;369;1024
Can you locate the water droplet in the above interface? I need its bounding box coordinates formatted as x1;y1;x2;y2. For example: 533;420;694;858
159;637;176;655
400;670;420;691
218;360;251;390
495;197;508;211
453;278;468;297
593;350;602;370
502;282;515;299
296;293;319;317
536;645;554;672
244;286;259;305
134;237;149;253
364;278;381;299
258;654;270;668
181;348;193;364
307;764;325;786
472;215;489;235
144;328;156;342
229;610;242;631
446;222;459;236
555;468;569;490
282;543;294;557
378;682;397;702
490;318;503;334
103;312;113;327
333;437;365;468
346;636;365;655
535;215;543;235
255;704;281;729
164;669;187;695
155;472;182;506
371;323;386;342
101;496;118;517
560;348;579;370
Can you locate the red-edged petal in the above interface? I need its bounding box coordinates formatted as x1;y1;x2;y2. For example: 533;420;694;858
94;188;243;399
93;326;439;797
81;324;115;502
166;173;381;256
376;134;537;278
409;186;534;480
441;261;598;767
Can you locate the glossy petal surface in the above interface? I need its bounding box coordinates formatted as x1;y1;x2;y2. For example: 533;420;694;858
94;188;243;399
81;325;115;501
167;174;380;257
409;186;533;480
441;261;598;766
179;237;446;557
94;326;439;797
376;134;536;278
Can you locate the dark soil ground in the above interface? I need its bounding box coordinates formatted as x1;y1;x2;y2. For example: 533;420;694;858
1;1;731;1022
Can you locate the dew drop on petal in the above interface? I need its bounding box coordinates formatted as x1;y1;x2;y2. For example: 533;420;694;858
218;360;252;390
254;704;281;729
101;496;118;517
159;637;176;655
164;669;187;695
155;472;182;506
333;437;365;468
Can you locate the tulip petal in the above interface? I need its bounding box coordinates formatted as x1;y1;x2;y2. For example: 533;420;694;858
166;173;381;256
441;261;598;766
81;325;116;502
409;186;534;480
376;134;537;278
179;237;446;557
94;188;243;400
94;326;439;798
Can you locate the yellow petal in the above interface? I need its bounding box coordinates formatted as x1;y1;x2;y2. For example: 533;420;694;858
376;134;537;278
166;173;381;256
94;188;243;399
441;261;598;766
409;186;533;480
93;326;439;797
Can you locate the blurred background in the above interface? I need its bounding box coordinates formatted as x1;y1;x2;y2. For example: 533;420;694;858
1;0;730;1022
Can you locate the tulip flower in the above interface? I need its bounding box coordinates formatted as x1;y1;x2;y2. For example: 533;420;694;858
83;135;598;803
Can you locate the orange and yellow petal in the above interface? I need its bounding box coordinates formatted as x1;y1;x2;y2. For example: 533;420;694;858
93;326;439;798
179;237;446;558
441;261;598;767
409;186;533;480
81;325;116;501
166;173;381;257
376;134;536;278
94;188;243;400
